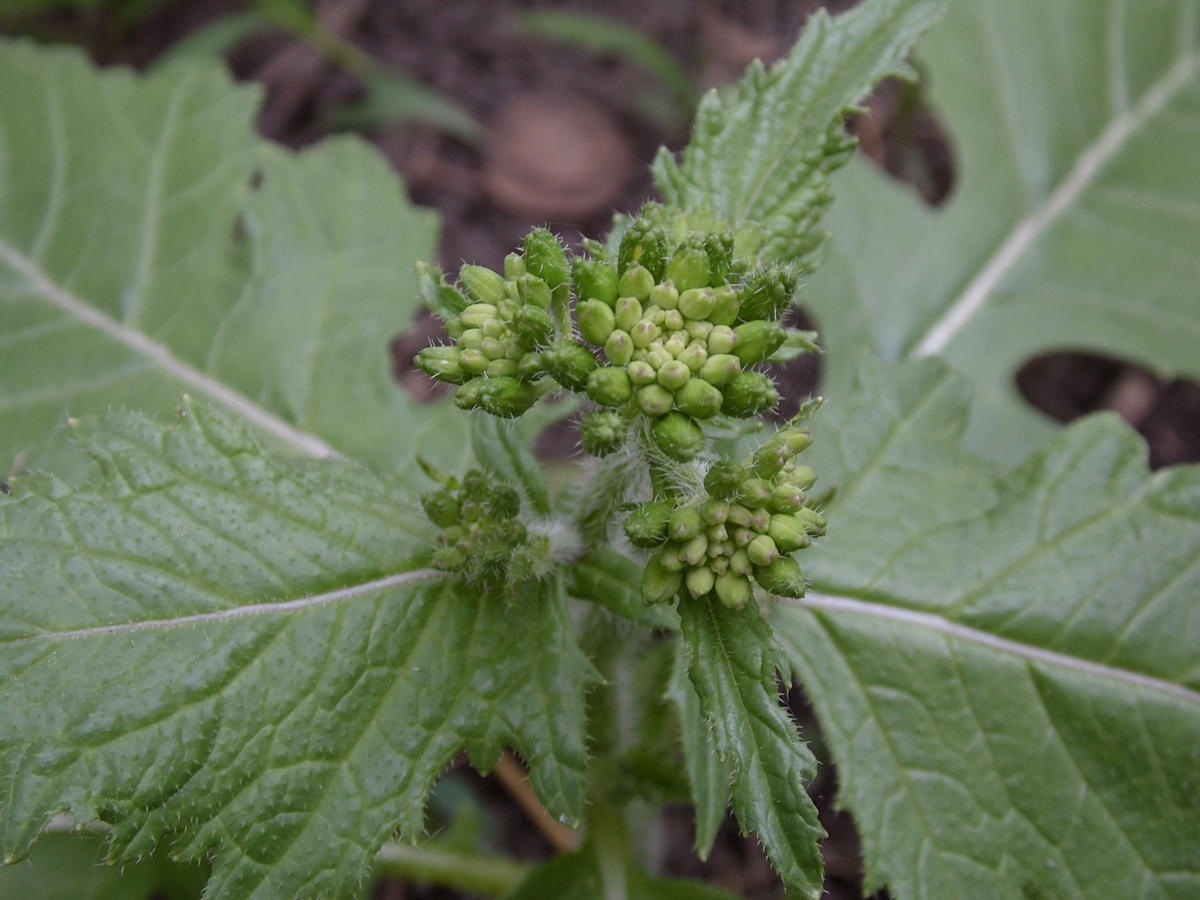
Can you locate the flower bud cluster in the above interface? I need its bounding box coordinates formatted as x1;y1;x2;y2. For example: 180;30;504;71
414;229;570;417
625;426;824;609
422;470;537;592
570;220;795;461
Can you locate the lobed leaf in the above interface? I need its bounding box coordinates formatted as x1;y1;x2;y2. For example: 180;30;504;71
806;0;1200;460
776;356;1200;898
0;402;594;900
0;40;465;478
652;0;947;266
678;596;825;898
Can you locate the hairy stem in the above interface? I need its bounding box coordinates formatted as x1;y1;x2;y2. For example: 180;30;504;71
374;841;530;895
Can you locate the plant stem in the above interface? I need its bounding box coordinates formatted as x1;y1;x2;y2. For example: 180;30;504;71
374;841;530;896
590;801;630;900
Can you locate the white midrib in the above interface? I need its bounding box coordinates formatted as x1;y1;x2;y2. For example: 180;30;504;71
6;569;442;647
910;47;1200;358
791;592;1200;707
0;240;340;459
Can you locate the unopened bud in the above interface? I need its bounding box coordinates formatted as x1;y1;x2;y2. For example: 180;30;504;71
420;489;461;528
474;376;542;417
513;304;554;350
619;264;655;302
459;265;507;305
685;565;716;598
770;483;806;514
708;285;740;326
649;280;679;310
504;252;526;281
677;342;708;373
415;346;467;384
721;372;779;417
737;478;774;508
637;384;675;417
523;227;569;289
665;246;711;293
703;231;734;286
698;354;742;388
704;461;747;498
669;506;705;541
657;360;691;391
578;299;617;345
767;514;810;552
604;330;635;367
619;224;670;281
707;326;738;356
587;366;633;407
700;499;729;525
715;572;752;609
674;378;724;419
630;320;660;349
642;552;683;605
580;410;629;457
652;411;704;460
459;303;500;330
733;321;787;365
542;341;598;391
678;288;716;321
753;557;806;598
793;506;827;537
615;296;643;333
739;266;796;322
573;258;620;307
785;465;818;491
747;534;779;567
624;501;673;548
515;274;552;310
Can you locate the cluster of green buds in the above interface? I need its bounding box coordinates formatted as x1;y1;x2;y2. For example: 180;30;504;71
624;425;825;609
561;215;800;461
421;469;536;593
414;228;571;417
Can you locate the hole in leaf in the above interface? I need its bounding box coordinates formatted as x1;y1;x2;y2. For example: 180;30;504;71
849;72;956;207
1016;351;1200;468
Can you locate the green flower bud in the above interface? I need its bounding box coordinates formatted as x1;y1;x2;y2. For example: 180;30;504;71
637;383;675;416
677;342;708;373
587;366;633;407
460;348;490;375
704;461;748;498
678;287;716;320
624;501;673;548
481;336;507;360
703;231;735;286
659;548;687;573
707;326;738;356
685;319;714;341
781;428;815;455
420;488;461;528
784;464;818;491
573;258;620;307
663;332;689;358
615;296;643;333
486;358;519;377
707;523;729;543
715;572;752;609
459;265;507;305
736;478;774;508
753;557;806;598
482;319;507;339
619;264;655;302
415;346;467;384
708;286;741;327
642;551;683;604
657;360;691;391
733;321;787;365
794;506;827;536
523;227;570;289
416;261;471;320
728;549;752;576
649;280;679;310
747;533;779;567
513;304;554;350
515;274;552;310
542;341;598;391
669;505;705;541
627;360;657;385
698;353;742;387
504;252;526;281
619;223;670;281
652;411;704;460
700;499;729;525
767;514;811;552
770;483;806;514
444;317;467;339
459;328;485;349
431;544;468;571
604;330;635;367
681;534;708;566
518;352;544;380
685;565;716;598
474;376;541;417
663;309;685;331
645;348;672;371
459;302;500;330
739;265;796;322
665;245;711;293
630;320;660;349
580;410;629;456
721;371;779;417
454;378;484;408
674;378;724;419
751;440;790;479
578;299;617;345
731;527;755;548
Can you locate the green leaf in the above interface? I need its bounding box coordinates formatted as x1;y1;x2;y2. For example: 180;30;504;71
652;0;947;266
806;0;1200;461
0;40;467;478
0;402;594;900
678;597;825;898
665;639;730;859
777;356;1200;898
